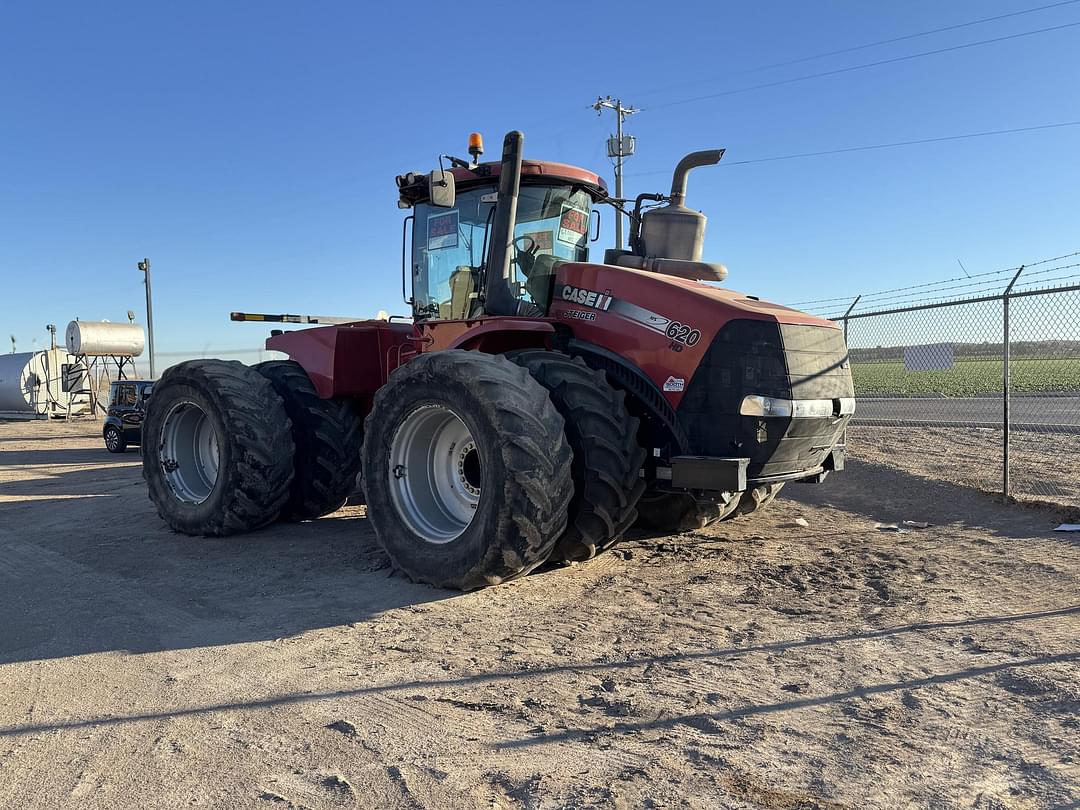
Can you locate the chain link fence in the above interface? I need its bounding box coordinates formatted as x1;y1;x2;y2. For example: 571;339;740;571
835;278;1080;506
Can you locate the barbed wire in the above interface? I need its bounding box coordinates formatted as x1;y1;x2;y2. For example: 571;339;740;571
791;266;1015;308
790;250;1080;307
817;262;1080;318
797;253;1080;316
1013;267;1080;291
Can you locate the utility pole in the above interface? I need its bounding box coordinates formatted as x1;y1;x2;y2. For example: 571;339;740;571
593;96;639;250
138;257;156;379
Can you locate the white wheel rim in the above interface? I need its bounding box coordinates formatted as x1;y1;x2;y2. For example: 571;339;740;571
106;429;119;450
159;400;220;504
388;403;482;543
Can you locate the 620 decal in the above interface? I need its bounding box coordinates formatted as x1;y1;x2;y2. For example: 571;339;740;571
666;320;701;346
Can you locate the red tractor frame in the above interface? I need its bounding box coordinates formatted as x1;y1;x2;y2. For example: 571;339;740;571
141;131;854;590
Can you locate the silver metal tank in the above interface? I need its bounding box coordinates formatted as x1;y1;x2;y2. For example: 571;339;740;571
0;349;80;416
65;321;145;357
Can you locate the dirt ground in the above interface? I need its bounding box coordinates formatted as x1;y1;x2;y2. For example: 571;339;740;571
852;425;1080;508
0;420;1077;810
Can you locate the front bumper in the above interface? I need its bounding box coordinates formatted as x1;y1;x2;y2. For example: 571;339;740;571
656;445;846;494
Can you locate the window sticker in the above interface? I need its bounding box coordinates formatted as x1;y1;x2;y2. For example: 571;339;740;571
521;230;553;255
427;211;459;251
557;204;589;247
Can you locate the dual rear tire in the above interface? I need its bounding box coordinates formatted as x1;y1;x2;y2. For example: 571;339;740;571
143;359;362;536
255;360;363;521
142;360;296;536
360;349;649;588
361;350;576;590
508;350;645;562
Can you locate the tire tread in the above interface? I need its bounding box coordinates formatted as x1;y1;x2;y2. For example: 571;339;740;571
511;350;646;562
143;359;294;536
255;360;363;520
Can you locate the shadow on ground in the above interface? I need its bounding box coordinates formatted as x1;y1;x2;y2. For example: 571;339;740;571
0;446;455;667
1;438;1073;670
1;604;1076;739
781;458;1073;542
0;446;125;467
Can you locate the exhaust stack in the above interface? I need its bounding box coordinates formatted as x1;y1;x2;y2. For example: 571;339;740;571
639;148;725;263
484;130;525;317
669;149;724;206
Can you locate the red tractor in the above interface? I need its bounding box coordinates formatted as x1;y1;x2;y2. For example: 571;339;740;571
142;131;854;590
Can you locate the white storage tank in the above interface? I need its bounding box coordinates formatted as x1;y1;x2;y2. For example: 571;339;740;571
0;349;86;418
66;321;145;357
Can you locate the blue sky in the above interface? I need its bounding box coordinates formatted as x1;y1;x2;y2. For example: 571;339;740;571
2;1;1078;364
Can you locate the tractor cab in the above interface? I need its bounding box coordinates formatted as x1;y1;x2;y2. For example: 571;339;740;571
396;134;607;322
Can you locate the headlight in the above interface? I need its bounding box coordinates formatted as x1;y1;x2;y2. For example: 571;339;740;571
740;395;855;418
739;395;793;417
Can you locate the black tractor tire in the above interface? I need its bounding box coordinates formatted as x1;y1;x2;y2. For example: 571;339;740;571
104;425;127;454
510;350;645;562
362;350;574;590
255;360;364;521
734;482;786;516
142;359;295;536
635;482;787;533
634;492;739;533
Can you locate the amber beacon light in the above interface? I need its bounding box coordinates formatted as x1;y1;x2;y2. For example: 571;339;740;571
468;132;484;164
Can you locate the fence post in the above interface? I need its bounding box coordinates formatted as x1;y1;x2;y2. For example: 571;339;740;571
840;295;861;451
842;295;861;343
1002;266;1024;502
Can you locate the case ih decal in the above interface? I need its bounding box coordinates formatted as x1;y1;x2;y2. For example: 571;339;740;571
561;288;708;349
559;285;614;310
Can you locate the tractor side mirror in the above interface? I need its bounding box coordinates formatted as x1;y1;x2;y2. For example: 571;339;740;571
428;169;456;208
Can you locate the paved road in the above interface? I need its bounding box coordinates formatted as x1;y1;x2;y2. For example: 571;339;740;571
852;394;1080;430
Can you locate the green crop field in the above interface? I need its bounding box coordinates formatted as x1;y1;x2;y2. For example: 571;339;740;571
852;358;1080;396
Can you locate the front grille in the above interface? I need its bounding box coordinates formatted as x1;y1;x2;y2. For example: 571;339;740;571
677;319;853;480
779;323;854;400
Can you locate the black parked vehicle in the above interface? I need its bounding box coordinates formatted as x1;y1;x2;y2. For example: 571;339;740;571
103;379;154;453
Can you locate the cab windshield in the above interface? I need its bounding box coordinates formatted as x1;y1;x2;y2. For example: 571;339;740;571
411;183;592;321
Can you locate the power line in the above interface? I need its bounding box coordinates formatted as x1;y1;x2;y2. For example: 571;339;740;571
627;120;1080;178
632;0;1080;101
644;20;1080;112
726;121;1080;167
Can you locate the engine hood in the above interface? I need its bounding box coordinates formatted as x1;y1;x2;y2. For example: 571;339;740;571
553;262;839;330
